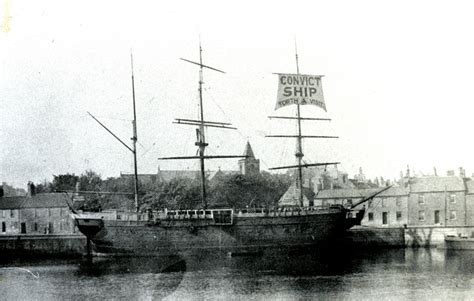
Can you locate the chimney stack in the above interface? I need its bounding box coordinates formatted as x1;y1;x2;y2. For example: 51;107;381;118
459;167;466;178
27;181;36;197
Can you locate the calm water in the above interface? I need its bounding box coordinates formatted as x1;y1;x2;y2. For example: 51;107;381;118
0;248;473;300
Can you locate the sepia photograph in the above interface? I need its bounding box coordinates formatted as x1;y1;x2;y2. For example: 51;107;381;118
1;0;474;300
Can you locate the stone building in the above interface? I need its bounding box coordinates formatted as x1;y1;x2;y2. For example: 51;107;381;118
360;186;409;227
315;171;474;228
315;188;377;208
0;183;75;235
407;176;467;226
465;178;474;226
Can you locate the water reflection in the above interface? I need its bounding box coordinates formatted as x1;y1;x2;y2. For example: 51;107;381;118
75;255;186;277
1;248;473;300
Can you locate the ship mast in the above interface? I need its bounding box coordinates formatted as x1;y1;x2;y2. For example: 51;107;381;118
159;40;247;209
87;51;140;212
131;52;139;212
267;41;340;207
294;40;305;205
197;41;208;206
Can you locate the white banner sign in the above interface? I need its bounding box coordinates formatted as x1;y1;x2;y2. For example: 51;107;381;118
275;74;326;111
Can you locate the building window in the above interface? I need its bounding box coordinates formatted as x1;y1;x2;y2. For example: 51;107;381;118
1;210;5;218
396;197;402;207
34;208;37;218
396;211;402;221
419;210;425;221
48;222;54;234
10;210;15;218
418;194;424;205
48;208;52;217
382;212;388;224
449;194;456;204
322;200;327;207
21;223;26;234
368;212;374;221
34;223;38;232
434;210;440;224
450;210;457;220
1;222;5;232
368;200;373;208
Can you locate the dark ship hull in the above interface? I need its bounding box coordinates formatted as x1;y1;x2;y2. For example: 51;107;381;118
72;206;354;256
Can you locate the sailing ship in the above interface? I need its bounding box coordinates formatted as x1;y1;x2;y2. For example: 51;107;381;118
71;43;384;256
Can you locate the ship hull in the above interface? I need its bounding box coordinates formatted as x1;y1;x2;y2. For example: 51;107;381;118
445;236;474;250
77;209;348;256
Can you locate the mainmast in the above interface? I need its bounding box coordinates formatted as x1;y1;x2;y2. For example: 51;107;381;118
159;41;246;209
197;41;208;206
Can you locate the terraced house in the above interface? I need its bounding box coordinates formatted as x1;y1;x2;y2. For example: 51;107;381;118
314;172;473;227
0;183;75;235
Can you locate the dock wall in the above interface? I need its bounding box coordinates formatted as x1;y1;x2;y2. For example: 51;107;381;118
405;226;474;248
0;234;86;257
347;225;474;248
346;226;406;248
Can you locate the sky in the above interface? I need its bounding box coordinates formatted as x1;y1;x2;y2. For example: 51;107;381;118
2;0;474;188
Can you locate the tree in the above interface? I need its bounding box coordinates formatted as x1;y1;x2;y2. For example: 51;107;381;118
79;169;103;192
207;172;291;209
140;178;201;211
50;174;79;192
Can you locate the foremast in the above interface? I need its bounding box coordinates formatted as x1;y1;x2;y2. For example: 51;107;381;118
294;44;304;205
268;42;339;207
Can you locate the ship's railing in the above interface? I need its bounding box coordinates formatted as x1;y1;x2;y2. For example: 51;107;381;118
162;208;233;222
236;204;343;217
87;209;163;222
164;209;213;220
80;204;344;222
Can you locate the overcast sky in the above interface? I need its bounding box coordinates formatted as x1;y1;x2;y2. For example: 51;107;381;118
2;0;474;188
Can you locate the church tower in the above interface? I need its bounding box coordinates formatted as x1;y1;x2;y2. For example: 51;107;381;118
238;142;260;176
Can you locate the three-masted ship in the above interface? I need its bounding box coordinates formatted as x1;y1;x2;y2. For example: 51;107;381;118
71;43;376;256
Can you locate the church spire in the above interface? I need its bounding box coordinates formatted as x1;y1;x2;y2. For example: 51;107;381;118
243;141;255;158
239;141;260;176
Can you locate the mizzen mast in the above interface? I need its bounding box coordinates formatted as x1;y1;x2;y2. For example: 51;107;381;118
87;51;140;212
131;52;139;213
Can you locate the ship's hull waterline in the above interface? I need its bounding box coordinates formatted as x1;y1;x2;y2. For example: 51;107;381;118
73;208;350;256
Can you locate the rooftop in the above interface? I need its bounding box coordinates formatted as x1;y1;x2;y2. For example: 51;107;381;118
409;176;465;193
0;193;69;210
